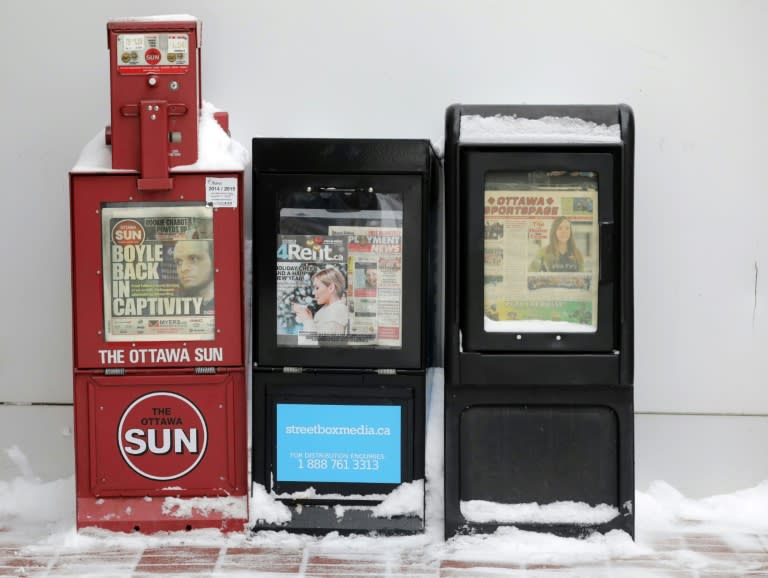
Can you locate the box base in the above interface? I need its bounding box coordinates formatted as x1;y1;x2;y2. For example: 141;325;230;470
77;495;248;533
252;503;424;536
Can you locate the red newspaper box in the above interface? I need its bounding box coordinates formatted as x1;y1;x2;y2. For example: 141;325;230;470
73;371;247;533
70;16;248;533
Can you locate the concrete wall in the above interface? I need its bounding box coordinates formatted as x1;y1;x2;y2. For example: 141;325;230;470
0;0;766;497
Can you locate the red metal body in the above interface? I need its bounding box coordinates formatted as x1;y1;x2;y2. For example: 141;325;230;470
70;172;244;370
70;17;247;533
74;370;247;532
107;19;201;175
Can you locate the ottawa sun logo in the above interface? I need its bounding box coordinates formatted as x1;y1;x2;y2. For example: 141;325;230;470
111;219;145;246
118;392;208;481
145;48;162;65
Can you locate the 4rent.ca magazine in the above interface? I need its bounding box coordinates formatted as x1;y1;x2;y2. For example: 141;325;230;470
276;228;402;349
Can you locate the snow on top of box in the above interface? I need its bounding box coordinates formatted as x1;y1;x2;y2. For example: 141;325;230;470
71;101;249;173
372;480;424;518
172;102;250;172
485;318;597;334
108;14;198;23
70;129;117;173
460;114;621;144
162;495;247;520
250;483;292;524
261;479;425;521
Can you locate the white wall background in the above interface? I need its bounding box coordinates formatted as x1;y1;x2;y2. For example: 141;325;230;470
0;1;766;497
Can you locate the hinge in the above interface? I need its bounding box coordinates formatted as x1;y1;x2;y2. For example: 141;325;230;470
283;367;304;374
195;367;216;374
104;368;125;376
375;369;397;375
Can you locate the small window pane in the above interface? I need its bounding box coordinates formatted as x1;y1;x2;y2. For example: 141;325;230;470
276;189;404;349
483;171;599;333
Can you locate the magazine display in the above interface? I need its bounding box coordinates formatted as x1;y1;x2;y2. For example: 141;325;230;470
101;204;215;342
276;228;403;349
483;172;599;333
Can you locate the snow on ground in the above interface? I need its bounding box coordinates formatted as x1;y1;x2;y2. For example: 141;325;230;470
3;374;768;571
637;479;768;533
4;465;768;570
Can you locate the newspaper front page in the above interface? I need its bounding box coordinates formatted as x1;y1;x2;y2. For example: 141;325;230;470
328;226;403;348
483;172;599;333
101;204;215;342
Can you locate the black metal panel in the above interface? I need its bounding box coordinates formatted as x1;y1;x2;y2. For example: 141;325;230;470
458;353;620;386
444;103;634;387
252;504;424;536
443;104;635;540
251;370;426;534
460;150;619;353
426;153;445;369
250;138;436;537
618;104;635;386
444;385;634;538
252;139;438;371
460;405;618;504
252;370;425;494
253;138;432;175
444;105;463;389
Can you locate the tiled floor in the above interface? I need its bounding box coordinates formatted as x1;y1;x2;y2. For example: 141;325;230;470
2;528;768;577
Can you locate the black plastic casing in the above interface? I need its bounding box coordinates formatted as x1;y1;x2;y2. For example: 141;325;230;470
443;104;635;538
251;138;440;535
253;139;440;371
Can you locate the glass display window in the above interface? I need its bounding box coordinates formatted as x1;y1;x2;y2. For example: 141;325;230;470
101;203;215;342
276;188;404;350
461;151;617;353
483;170;599;334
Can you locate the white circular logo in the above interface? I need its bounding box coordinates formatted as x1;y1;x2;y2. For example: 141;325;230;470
118;391;208;481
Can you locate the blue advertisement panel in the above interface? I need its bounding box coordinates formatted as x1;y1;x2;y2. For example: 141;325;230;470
276;403;402;484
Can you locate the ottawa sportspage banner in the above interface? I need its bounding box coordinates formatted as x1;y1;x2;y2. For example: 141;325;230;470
101;204;215;342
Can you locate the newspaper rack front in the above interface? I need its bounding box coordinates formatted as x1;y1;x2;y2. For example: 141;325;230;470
251;138;439;534
443;104;635;539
